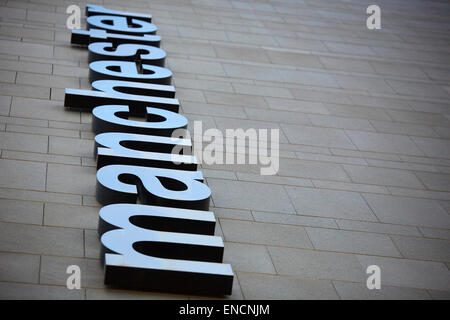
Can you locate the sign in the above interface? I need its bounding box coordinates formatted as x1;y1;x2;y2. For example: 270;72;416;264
64;4;234;296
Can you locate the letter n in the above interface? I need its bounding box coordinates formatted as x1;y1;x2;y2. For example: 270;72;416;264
99;203;234;295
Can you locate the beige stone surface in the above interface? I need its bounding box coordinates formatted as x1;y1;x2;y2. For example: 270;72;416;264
0;0;449;299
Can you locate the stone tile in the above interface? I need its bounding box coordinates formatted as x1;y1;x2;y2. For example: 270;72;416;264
0;6;26;19
346;130;424;155
44;203;98;229
399;155;450;166
186;114;219;132
333;281;431;300
370;120;439;138
236;172;313;188
212;207;253;221
6;124;79;138
423;67;450;82
336;220;421;237
439;201;450;213
0;252;40;283
244;107;311;125
26;10;67;25
0;159;46;191
420;227;450;240
208;179;295;213
0;198;43;225
0;83;50;99
0;70;15;83
2;150;81;166
282;124;355;149
428;290;450;300
16;72;79;89
0;94;11;116
276;36;327;51
220;219;312;249
0;131;47;153
286;186;377;221
387;187;450;201
0;187;81;206
46;163;96;196
23;56;78;67
357;255;450;291
0;222;83;257
266;50;323;68
223;63;285;82
49;121;89;131
284;143;331;155
269;247;365;282
53;65;89;78
343;164;424;189
214;45;270;63
325;103;392;121
415;172;450;192
407;100;450;114
333;74;394;94
0;39;53;58
233;83;293;99
363;194;450;229
179;26;228;41
282;69;339;88
412;137;450;158
11;97;80;123
266;97;328;114
370;61;427;79
391;236;450;262
82;195;101;207
278;158;351;182
309;114;375;131
223;242;276;274
227;31;277;46
84;229;101;259
53;46;88;61
434;126;450;139
290;88;352;105
311;180;390;194
350;94;411;111
175;88;206;102
252;211;337;229
174;77;234;93
296;151;367;166
306;227;401;257
387;109;450;127
320;56;374;73
387;80;449;99
204;91;267;108
49;136;94;158
168;57;225;76
0;282;84;299
0;116;47;128
324;41;376;56
202;169;237;180
212;117;288;142
0;26;54;42
163;39;215;57
237;272;339;299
